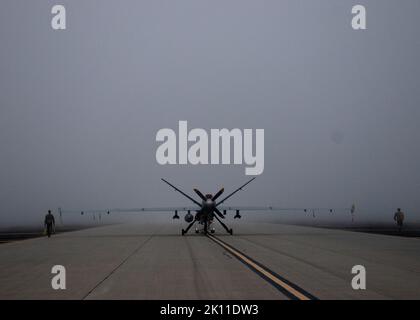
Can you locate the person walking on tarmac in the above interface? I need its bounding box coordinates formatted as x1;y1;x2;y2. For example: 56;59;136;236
393;208;405;232
44;210;55;238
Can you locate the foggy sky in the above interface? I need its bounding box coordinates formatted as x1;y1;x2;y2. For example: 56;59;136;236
1;0;420;226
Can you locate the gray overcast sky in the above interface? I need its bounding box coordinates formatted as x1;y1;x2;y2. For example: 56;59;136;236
1;1;420;226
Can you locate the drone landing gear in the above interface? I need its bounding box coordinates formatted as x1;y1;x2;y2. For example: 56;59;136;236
182;217;233;236
214;215;233;235
182;219;197;236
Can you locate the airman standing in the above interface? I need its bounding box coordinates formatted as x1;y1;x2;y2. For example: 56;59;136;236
393;208;405;232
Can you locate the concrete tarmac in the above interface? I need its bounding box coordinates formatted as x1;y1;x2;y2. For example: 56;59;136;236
0;220;419;300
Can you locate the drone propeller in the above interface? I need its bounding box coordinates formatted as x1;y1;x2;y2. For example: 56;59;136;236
193;188;207;201
212;188;224;201
213;207;225;219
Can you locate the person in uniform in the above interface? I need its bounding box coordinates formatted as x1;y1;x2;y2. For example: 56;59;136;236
393;208;405;232
44;210;55;238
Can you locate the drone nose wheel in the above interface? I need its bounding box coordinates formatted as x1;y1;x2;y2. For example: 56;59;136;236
181;229;186;236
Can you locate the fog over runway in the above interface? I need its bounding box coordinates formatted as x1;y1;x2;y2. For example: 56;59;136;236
2;1;420;228
0;220;419;300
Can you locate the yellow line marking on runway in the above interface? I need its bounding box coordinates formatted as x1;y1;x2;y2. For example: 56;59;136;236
207;234;313;300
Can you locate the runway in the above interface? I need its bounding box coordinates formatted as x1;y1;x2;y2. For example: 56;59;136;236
0;220;419;300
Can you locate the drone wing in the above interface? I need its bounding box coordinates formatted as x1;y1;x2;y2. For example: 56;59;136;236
60;206;200;215
218;205;356;218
